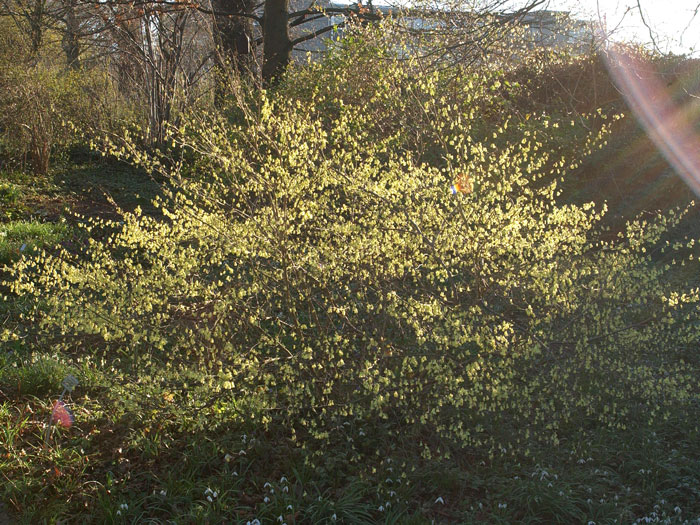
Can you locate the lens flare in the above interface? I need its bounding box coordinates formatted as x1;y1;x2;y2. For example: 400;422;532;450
604;45;700;198
450;173;473;195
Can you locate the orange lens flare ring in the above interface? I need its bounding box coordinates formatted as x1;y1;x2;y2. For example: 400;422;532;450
450;173;473;195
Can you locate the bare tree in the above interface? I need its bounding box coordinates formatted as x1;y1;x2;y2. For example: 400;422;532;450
0;0;57;56
87;0;213;143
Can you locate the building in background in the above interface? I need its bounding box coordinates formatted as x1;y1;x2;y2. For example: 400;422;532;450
289;3;601;62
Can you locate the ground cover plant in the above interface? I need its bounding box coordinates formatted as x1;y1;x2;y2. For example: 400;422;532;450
2;26;700;524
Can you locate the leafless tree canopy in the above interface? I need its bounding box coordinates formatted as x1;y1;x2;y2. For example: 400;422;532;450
0;0;552;139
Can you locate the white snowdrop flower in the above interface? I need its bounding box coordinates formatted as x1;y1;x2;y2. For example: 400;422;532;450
116;510;121;516
434;497;444;504
213;491;218;498
386;459;391;464
19;243;26;252
318;496;322;501
286;505;293;511
264;482;272;489
239;450;246;456
660;499;665;504
263;496;270;504
385;478;392;484
389;491;396;497
514;476;519;480
331;514;337;521
578;458;586;464
160;490;167;497
378;505;385;512
547;482;553;488
282;486;288;493
270;489;275;494
559;491;565;496
232;471;238;476
120;503;128;510
359;429;366;436
587;521;596;525
277;515;284;522
224;454;233;462
587;498;592;504
280;476;287;483
387;467;393;473
242;434;247;443
207;496;213;503
675;506;682;514
204;488;213;496
385;501;391;508
498;503;507;509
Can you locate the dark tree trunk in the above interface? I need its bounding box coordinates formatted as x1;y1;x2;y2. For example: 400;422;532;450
212;0;256;79
61;0;80;70
28;0;47;56
262;0;291;85
212;0;257;103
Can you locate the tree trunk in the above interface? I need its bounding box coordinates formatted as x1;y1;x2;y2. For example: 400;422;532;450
262;0;290;85
61;0;80;69
212;0;256;76
28;0;47;57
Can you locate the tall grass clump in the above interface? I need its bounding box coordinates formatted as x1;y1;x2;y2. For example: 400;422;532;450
3;26;699;504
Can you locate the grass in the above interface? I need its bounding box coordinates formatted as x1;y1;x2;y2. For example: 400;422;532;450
1;352;698;523
1;149;160;225
0;220;69;266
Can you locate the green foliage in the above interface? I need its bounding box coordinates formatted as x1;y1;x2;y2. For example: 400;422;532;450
282;23;523;168
2;30;700;523
8;56;699;445
0;181;22;220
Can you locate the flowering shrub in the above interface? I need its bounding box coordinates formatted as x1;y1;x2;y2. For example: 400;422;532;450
3;35;699;469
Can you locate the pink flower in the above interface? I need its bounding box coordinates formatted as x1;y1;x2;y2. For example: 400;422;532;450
51;400;74;428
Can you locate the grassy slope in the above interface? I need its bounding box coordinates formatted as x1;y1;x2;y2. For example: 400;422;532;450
1;126;699;523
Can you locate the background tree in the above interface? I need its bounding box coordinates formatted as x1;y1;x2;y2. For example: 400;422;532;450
211;0;257;78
